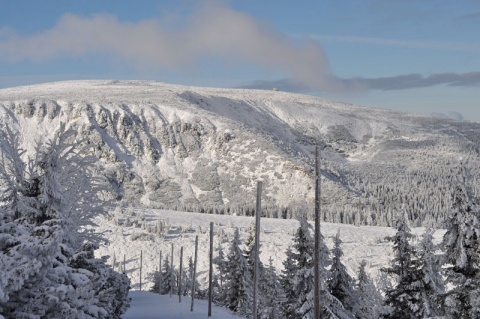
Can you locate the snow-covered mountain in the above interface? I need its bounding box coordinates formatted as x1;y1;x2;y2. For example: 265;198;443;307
1;80;479;226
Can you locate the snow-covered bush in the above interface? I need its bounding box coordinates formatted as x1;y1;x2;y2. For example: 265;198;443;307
0;124;130;318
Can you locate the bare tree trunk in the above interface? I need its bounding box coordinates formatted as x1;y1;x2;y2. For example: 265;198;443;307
139;250;143;291
253;181;262;319
179;246;183;302
159;251;162;294
314;145;322;318
170;244;174;298
191;235;198;312
208;222;213;317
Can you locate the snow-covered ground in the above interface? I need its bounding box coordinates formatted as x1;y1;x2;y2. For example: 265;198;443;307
1;80;475;227
124;291;242;319
95;208;444;293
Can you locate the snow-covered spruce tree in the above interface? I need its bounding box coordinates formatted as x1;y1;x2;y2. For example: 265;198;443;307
149;264;164;295
292;216;316;318
0;124;130;318
244;226;280;319
280;246;298;318
222;227;253;317
259;257;285;319
244;228;265;276
69;242;131;318
159;255;177;295
416;227;445;317
285;215;348;319
328;230;359;317
442;180;480;318
213;241;228;302
184;256;202;298
381;213;423;319
356;260;384;319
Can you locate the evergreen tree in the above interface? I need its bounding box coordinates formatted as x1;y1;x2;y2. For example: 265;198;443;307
259;257;285;319
280;246;298;318
222;227;253;316
184;256;201;298
213;241;229;303
357;260;384;319
149;266;164;294
292;216;315;318
160;255;176;295
244;228;265;276
328;230;358;317
442;181;480;318
284;216;348;319
0;124;130;318
417;228;445;317
381;213;423;319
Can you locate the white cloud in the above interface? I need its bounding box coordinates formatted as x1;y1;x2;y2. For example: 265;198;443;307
0;2;340;92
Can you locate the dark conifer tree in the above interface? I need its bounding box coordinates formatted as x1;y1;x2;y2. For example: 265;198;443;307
222;228;253;316
259;257;285;319
381;213;423;319
280;246;298;318
442;179;480;318
416;228;445;317
160;255;176;295
328;230;358;317
357;260;384;319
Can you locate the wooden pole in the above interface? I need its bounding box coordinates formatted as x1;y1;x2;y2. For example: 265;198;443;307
314;145;321;318
139;250;143;291
179;246;183;303
159;251;162;294
191;235;199;312
253;181;262;319
170;243;174;298
208;222;213;317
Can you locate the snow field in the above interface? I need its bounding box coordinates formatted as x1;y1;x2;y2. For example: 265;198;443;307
123;291;242;319
95;208;444;292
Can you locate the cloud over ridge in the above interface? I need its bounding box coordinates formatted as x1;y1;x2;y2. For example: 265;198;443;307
0;2;339;92
240;71;480;93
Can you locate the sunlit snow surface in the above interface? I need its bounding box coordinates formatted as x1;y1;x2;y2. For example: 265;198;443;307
1;80;478;224
95;209;445;292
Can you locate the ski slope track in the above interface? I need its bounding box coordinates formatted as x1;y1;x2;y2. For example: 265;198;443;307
1;80;480;226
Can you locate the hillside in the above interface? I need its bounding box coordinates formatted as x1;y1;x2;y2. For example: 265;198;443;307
1;80;479;226
94;208;444;293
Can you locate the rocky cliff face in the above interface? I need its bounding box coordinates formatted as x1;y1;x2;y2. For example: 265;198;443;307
1;80;479;226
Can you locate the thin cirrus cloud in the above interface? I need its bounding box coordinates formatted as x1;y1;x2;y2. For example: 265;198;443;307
240;72;480;92
0;2;341;92
343;72;480;90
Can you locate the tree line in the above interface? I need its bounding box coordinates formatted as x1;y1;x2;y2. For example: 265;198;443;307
149;169;480;318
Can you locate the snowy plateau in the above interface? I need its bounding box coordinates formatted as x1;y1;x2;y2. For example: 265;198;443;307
1;80;479;227
0;80;478;318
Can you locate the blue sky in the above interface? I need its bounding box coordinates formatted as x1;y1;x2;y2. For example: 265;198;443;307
1;1;479;120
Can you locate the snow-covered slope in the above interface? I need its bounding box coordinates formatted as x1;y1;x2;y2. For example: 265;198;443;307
1;80;479;226
94;208;444;293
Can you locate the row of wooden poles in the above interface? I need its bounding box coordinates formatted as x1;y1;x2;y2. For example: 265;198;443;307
123;145;322;318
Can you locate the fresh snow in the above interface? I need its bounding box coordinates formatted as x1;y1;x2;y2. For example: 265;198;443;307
1;80;478;227
124;291;242;319
95;208;445;293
